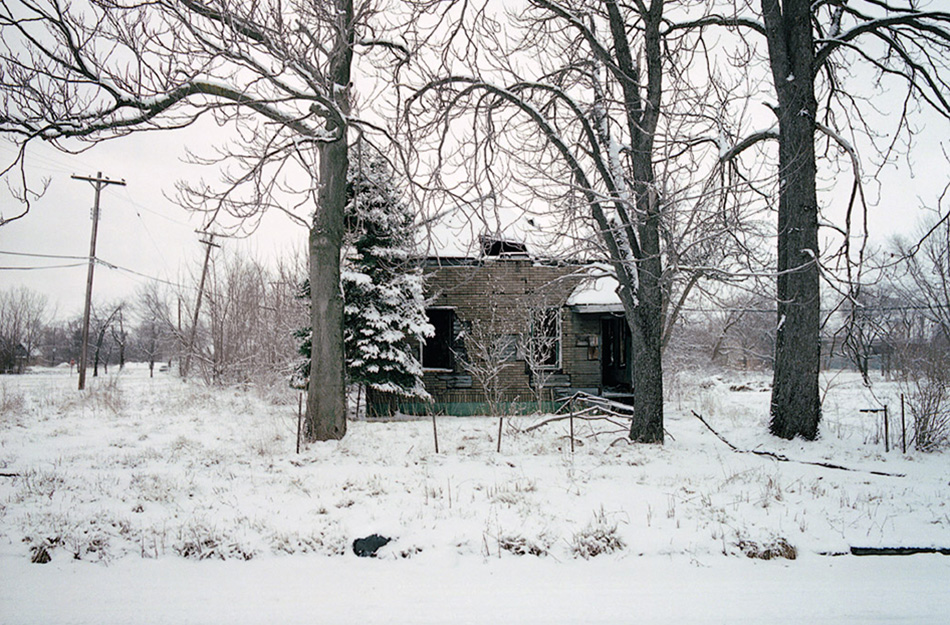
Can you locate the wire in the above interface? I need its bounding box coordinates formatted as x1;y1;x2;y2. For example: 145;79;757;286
94;257;183;288
0;141;86;176
0;263;86;271
111;186;192;226
0;250;87;261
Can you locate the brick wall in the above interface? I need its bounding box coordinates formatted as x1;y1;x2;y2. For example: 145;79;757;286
418;257;605;411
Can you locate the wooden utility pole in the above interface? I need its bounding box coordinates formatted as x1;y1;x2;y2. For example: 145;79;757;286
182;231;219;379
72;172;125;391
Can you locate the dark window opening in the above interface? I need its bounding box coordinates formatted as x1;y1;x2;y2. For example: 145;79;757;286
480;236;529;257
529;308;561;369
423;308;455;369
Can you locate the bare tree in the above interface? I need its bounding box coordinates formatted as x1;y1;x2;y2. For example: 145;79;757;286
0;0;416;440
892;209;950;354
877;210;949;449
520;307;562;411
0;286;48;373
699;292;776;370
684;0;950;439
457;308;519;418
831;281;896;384
90;302;123;377
133;283;177;378
39;317;80;367
407;0;763;443
177;249;304;388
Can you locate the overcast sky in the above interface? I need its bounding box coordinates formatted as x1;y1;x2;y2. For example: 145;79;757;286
1;76;948;322
0;128;308;318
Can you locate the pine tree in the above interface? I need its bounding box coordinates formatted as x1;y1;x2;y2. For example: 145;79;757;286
294;156;432;400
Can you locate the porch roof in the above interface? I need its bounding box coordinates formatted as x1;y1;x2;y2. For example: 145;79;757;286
566;269;624;313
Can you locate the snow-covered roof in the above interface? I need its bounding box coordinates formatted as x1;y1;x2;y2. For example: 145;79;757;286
566;266;624;313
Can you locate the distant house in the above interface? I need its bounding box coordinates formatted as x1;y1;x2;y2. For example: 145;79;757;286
367;239;633;416
0;340;29;374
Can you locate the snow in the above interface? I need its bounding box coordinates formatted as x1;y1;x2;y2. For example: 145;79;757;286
566;265;623;311
4;554;949;624
2;365;949;623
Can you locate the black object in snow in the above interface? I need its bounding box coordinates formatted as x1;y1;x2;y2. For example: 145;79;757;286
352;534;391;557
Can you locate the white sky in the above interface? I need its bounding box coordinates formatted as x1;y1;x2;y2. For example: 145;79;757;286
1;2;948;320
3;113;945;320
0;129;308;319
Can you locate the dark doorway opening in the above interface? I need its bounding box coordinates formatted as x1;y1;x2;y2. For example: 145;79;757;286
601;316;630;391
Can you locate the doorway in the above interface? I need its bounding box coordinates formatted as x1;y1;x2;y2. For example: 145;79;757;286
601;316;630;390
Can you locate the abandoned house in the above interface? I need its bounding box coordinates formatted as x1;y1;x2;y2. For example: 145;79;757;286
367;239;635;416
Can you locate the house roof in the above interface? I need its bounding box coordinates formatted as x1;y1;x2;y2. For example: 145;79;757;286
566;266;624;313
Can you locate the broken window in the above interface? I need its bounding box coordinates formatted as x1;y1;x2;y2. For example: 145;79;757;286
422;308;455;370
479;236;529;257
529;308;561;369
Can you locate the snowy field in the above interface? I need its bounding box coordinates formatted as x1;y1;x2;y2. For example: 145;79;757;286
1;364;948;623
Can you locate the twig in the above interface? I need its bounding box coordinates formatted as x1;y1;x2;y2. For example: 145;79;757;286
691;411;906;478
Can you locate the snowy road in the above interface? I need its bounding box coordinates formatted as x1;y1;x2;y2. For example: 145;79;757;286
4;553;949;624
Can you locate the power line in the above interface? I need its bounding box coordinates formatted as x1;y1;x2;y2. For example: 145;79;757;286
0;263;86;271
0;250;87;261
112;186;192;226
93;257;184;288
0;251;196;291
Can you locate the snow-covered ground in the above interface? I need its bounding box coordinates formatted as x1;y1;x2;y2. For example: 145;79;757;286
2;365;948;623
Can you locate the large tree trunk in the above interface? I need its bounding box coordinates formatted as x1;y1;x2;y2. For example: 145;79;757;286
762;0;821;440
629;189;664;444
624;1;665;444
306;138;348;441
305;0;353;442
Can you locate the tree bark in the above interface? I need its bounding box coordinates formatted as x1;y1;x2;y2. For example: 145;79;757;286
629;203;665;443
620;0;664;444
305;0;353;442
761;0;821;440
306;137;348;441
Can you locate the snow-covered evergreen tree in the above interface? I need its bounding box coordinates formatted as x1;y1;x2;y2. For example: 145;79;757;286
294;155;432;400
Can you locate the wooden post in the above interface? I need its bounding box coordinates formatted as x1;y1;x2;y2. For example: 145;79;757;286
570;409;575;454
431;414;439;454
296;392;303;454
901;394;906;454
496;417;503;453
884;405;890;453
569;395;576;454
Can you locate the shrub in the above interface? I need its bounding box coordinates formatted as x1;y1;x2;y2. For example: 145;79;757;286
498;533;550;557
571;508;625;559
736;536;797;560
906;376;950;452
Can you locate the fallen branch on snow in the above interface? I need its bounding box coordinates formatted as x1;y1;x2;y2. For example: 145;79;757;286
850;546;950;556
691;411;905;478
524;410;628;433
